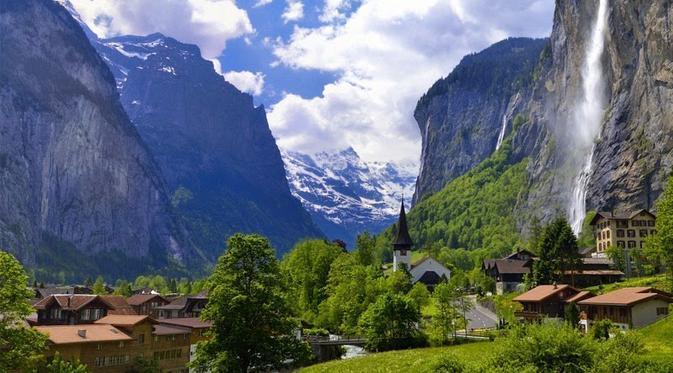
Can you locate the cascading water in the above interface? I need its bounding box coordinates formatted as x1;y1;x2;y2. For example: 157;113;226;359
569;0;609;235
495;114;507;151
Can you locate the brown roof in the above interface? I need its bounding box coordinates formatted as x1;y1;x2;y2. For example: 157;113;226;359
158;317;212;329
156;296;188;310
95;315;153;327
494;259;531;274
36;325;133;345
33;295;98;311
566;291;593;304
100;295;137;315
514;285;577;302
127;293;166;306
579;287;673;306
590;210;656;225
153;324;191;336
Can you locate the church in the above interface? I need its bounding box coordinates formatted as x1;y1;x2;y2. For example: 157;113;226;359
392;201;451;289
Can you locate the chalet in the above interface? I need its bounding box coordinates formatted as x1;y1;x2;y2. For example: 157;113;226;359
513;284;591;321
563;257;624;287
157;318;213;363
590;210;656;257
33;295;117;325
127;293;169;317
38;314;199;372
483;250;536;294
391;201;451;289
578;287;673;330
34;285;92;300
155;293;208;319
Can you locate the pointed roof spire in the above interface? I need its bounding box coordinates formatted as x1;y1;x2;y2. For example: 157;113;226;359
393;200;413;249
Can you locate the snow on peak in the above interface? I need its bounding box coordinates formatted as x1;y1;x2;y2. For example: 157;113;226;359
281;147;417;243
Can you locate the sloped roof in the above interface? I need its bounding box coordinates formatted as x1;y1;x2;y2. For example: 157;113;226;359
95;315;152;327
153;324;191;336
505;250;537;260
36;325;132;345
156;296;188;310
566;291;593;304
578;287;673;306
100;295;136;315
513;285;577;302
590;210;656;225
33;295;98;311
494;259;531;274
158;317;212;329
127;293;166;306
393;201;413;248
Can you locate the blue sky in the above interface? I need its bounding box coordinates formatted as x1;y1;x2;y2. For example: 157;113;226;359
69;0;554;164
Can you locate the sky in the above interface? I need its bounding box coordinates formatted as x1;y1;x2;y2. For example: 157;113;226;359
68;0;554;164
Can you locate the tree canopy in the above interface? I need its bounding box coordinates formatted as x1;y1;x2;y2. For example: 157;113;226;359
191;234;310;372
533;217;582;286
0;250;48;371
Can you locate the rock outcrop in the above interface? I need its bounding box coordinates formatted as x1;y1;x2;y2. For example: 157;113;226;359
88;33;323;257
415;1;673;231
413;38;547;204
0;0;199;277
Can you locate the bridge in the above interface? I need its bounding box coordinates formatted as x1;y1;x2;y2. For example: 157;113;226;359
304;335;367;361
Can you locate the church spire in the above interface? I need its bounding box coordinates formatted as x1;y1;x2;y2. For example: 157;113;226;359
393;200;413;250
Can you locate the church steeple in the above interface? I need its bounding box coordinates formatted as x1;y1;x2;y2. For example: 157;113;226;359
394;200;413;250
393;200;413;271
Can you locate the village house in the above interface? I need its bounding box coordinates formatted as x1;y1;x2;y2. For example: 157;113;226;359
590;210;656;257
578;287;673;330
127;293;170;318
37;314;205;372
482;250;536;294
155;293;208;319
33;295;119;325
391;201;451;289
562;257;624;287
513;284;592;321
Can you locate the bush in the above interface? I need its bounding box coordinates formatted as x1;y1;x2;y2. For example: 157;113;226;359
431;353;465;373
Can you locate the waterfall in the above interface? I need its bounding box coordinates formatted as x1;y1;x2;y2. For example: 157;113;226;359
495;114;507;151
569;0;609;235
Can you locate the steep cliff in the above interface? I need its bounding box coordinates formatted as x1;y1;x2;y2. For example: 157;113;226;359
0;0;200;279
413;1;673;240
88;33;323;257
413;37;547;204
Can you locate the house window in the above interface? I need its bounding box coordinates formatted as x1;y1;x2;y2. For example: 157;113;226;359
657;307;669;316
628;241;636;248
633;220;641;227
96;344;103;350
137;334;145;344
640;242;645;249
627;230;636;238
617;230;625;238
400;250;407;256
607;230;611;239
648;220;655;227
640;230;648;237
617;241;625;248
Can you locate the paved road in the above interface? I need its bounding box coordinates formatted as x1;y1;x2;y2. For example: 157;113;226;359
463;295;498;330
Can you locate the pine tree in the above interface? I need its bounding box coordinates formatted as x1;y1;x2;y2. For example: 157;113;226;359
533;217;582;285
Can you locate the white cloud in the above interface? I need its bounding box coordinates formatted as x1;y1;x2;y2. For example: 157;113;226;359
254;0;273;7
282;0;304;23
68;0;253;59
223;71;266;96
319;0;355;23
268;0;554;163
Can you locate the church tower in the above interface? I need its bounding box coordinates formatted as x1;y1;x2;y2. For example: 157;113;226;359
393;200;413;271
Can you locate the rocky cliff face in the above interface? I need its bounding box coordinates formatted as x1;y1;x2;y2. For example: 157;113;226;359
413;38;547;204
415;1;673;232
0;0;198;277
86;32;323;256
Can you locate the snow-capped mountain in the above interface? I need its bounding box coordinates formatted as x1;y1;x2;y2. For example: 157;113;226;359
282;147;417;247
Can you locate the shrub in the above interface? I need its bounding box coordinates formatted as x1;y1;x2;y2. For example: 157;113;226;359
431;353;465;373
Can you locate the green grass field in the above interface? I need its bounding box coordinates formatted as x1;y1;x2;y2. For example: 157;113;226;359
640;314;673;361
585;274;669;294
298;342;495;373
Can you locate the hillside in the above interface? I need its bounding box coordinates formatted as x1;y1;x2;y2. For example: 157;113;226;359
407;0;673;251
62;3;324;257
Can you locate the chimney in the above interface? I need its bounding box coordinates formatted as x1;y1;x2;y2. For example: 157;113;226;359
77;329;87;338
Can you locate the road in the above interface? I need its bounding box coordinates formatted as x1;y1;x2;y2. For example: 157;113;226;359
463;295;498;330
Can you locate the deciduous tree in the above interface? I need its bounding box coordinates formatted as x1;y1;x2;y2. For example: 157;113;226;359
0;250;48;371
191;234;311;372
